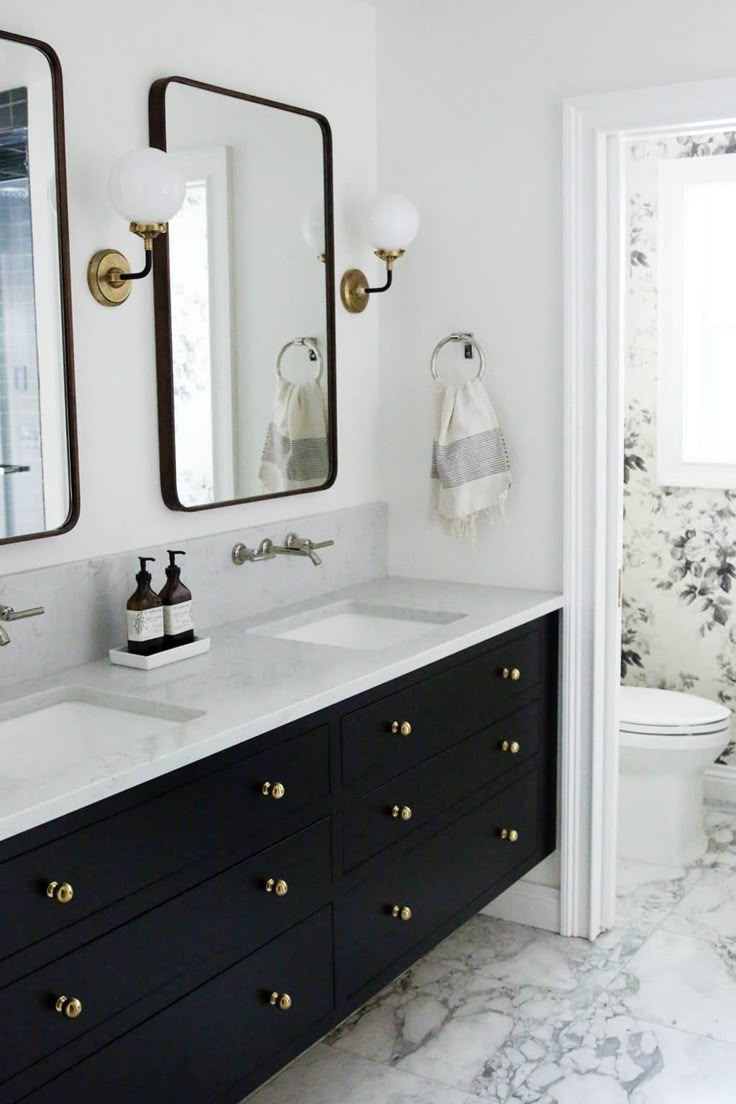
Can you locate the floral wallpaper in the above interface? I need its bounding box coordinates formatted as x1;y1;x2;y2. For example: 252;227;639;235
622;131;736;768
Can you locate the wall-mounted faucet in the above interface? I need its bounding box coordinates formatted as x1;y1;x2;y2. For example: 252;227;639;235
232;532;334;568
0;603;45;646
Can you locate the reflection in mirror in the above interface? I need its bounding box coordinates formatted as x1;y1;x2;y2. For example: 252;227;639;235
0;31;77;542
151;78;336;511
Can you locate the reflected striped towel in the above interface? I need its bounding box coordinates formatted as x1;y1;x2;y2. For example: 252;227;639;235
431;378;511;539
259;379;329;493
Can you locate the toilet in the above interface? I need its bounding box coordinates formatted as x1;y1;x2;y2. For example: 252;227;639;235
618;686;731;866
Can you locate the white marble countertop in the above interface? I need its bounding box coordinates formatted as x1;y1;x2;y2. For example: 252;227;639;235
0;577;562;843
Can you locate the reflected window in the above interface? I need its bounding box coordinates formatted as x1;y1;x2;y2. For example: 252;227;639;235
168;146;233;507
658;155;736;486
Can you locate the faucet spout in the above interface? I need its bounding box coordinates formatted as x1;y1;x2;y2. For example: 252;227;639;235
0;602;45;646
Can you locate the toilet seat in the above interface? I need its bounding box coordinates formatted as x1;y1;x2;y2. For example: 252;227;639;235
620;687;730;747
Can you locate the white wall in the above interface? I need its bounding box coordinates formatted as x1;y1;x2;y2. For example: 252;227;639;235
374;0;736;593
0;0;378;573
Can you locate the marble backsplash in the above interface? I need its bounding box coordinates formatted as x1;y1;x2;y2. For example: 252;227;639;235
0;501;387;689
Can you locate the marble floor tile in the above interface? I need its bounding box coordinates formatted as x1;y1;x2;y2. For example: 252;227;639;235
247;1043;478;1104
606;928;736;1044
328;916;625;1099
548;1001;736;1103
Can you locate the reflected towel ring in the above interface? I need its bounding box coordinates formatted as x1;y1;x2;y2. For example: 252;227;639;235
430;332;486;381
276;337;324;383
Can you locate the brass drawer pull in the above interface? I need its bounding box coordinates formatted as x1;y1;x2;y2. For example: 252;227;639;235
269;991;292;1011
55;995;83;1019
501;740;521;754
261;781;286;800
391;804;413;821
390;720;412;736
265;878;289;896
392;904;412;921
500;828;519;843
46;881;74;905
501;667;521;681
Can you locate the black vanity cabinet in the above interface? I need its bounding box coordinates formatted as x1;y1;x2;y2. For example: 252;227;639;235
0;613;558;1104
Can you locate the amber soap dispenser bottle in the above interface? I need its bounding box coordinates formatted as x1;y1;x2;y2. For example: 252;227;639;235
127;557;165;656
159;549;194;649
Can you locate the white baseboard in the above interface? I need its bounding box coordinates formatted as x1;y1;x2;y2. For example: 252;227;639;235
705;764;736;805
482;880;561;933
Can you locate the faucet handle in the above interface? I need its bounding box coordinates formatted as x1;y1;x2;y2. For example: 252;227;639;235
232;540;277;565
310;539;335;550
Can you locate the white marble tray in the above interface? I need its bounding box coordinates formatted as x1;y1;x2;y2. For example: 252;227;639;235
109;636;211;670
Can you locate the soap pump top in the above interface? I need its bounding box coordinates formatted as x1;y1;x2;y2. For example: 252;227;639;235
164;549;186;580
130;557;160;604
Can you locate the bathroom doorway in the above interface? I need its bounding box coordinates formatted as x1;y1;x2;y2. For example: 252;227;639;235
615;123;736;907
562;77;736;941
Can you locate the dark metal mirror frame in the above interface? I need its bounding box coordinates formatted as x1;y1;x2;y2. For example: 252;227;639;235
149;76;338;513
0;29;79;545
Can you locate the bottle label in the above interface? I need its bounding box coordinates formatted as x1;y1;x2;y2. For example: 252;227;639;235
164;601;193;637
127;607;164;643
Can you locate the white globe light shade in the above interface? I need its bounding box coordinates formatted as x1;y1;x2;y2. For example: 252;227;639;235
363;192;419;251
302;199;325;256
108;148;185;223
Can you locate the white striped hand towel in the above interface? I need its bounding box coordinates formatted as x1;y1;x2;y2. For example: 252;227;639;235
259;379;329;493
431;378;511;539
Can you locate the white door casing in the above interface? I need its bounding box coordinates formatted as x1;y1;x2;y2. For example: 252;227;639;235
562;77;736;939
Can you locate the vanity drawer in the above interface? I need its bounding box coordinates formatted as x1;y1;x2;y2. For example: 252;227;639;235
341;625;542;788
0;818;332;1084
343;700;542;870
336;770;539;999
23;906;334;1104
0;724;329;962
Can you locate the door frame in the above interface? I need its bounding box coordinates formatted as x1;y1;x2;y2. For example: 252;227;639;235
561;76;736;939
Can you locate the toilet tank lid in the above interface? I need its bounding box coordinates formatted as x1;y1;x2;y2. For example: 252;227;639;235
620;686;731;730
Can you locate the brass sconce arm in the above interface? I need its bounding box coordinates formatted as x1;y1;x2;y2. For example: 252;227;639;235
341;249;405;314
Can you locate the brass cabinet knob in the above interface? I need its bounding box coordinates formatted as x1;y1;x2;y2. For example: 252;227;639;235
261;781;286;800
46;881;74;905
392;905;412;921
501;740;521;754
500;828;519;843
269;991;292;1011
391;804;413;821
55;995;83;1019
391;720;412;736
265;878;289;896
501;667;521;681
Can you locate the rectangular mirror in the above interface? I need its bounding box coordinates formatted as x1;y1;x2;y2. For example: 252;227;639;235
150;77;336;511
0;30;78;543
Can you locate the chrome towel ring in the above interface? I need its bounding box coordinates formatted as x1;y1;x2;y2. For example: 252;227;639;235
276;337;324;383
430;332;486;381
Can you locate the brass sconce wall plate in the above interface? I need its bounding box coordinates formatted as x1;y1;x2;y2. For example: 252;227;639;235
87;250;133;306
340;268;370;314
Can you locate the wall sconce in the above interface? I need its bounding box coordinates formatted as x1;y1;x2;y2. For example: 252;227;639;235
87;148;185;307
341;192;419;314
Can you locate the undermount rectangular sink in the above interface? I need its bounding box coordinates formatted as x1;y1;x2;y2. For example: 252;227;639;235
250;600;466;651
0;687;204;781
